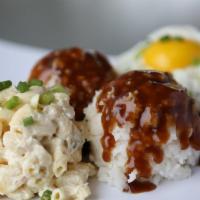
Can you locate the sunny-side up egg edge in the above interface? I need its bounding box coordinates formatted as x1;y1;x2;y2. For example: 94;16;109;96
112;25;200;109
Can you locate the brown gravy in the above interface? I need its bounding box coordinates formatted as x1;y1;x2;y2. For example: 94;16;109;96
29;47;117;120
96;70;200;193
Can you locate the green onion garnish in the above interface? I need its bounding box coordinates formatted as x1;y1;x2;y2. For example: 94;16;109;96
49;85;66;93
23;116;34;127
29;79;43;87
0;80;12;91
5;96;21;110
16;81;30;93
39;92;54;105
160;35;184;42
160;35;171;42
40;190;52;200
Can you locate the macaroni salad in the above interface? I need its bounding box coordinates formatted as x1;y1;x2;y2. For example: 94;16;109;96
0;80;95;200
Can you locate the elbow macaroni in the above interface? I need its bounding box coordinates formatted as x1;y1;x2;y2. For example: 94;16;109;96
50;138;68;177
0;85;95;200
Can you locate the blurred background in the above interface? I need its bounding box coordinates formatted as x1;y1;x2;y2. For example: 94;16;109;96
0;0;199;54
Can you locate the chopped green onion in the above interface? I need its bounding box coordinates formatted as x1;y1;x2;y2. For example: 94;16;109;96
49;85;66;93
29;79;43;87
23;116;34;127
193;58;200;66
5;96;21;110
0;80;12;91
39;92;54;105
40;190;52;200
160;35;184;42
16;81;30;93
160;35;171;42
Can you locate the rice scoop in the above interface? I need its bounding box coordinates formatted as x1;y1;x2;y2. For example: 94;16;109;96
85;70;200;193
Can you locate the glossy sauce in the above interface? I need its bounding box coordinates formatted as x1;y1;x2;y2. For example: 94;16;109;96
29;47;117;120
96;71;200;193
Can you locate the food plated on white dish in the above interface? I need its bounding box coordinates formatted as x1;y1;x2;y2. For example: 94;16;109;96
1;25;200;200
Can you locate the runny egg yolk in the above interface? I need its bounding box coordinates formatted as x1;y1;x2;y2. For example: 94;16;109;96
143;39;200;72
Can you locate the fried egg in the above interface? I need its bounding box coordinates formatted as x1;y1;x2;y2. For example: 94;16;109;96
114;26;200;108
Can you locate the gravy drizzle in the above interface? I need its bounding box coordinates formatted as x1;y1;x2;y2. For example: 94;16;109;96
96;70;200;193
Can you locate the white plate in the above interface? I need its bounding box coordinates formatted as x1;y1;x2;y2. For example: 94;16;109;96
0;39;200;200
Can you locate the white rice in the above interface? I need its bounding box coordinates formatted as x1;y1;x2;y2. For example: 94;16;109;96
84;91;200;191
